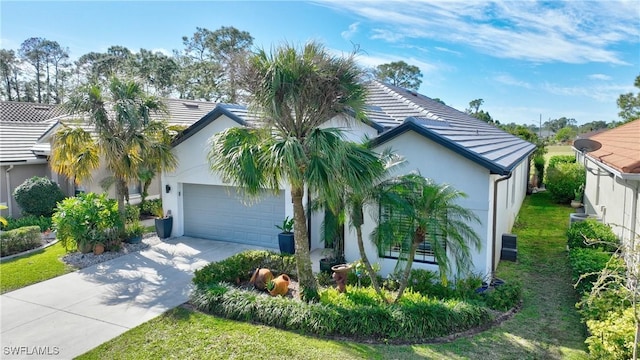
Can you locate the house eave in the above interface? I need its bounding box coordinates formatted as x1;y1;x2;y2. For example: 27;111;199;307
171;105;247;147
584;153;640;181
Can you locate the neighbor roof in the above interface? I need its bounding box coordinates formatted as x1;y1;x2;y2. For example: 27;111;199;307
0;120;57;163
368;81;536;175
586;119;640;174
0;101;66;122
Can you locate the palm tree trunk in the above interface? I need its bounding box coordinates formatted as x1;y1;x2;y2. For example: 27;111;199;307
291;185;318;301
115;178;127;228
356;223;386;302
394;228;423;303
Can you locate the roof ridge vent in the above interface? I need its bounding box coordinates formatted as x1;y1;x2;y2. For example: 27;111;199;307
182;102;200;108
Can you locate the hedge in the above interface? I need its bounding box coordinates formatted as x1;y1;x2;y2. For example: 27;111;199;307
0;226;42;257
567;219;618;251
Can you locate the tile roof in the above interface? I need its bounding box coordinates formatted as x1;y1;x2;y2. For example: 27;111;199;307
368;81;536;174
587;119;640;174
0;101;66;122
0;120;57;163
162;98;217;126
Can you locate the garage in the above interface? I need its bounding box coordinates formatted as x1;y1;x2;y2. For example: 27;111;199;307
182;184;285;248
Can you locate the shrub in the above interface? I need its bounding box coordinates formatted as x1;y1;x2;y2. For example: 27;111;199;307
567;219;618;251
125;204;140;223
140;199;162;217
482;281;523;311
568;248;614;295
578;286;629;322
546;162;585;203
585;307;635;360
2;215;52;232
0;226;42;257
193;250;297;287
533;155;545;184
547;155;576;169
13;177;66;217
52;193;123;252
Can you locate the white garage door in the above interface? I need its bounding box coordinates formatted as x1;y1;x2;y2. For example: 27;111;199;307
183;184;285;248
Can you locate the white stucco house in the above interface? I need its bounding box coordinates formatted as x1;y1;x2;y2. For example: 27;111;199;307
161;81;536;279
575;119;640;252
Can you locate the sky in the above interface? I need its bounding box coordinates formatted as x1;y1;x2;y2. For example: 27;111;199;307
1;1;639;126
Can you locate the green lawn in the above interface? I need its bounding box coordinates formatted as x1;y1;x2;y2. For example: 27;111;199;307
0;242;75;293
78;192;587;360
545;145;574;164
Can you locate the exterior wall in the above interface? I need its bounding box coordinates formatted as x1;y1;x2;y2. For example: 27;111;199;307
490;158;529;271
163;115;292;238
347;131;493;279
583;155;640;247
1;163;49;218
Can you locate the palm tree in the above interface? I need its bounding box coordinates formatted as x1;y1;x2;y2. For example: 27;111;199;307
208;42;367;301
51;77;177;225
374;173;482;302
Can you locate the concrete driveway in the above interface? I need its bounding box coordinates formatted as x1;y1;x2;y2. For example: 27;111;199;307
0;236;268;360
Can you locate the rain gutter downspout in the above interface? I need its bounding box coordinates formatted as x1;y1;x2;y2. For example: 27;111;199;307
491;172;512;279
5;165;14;217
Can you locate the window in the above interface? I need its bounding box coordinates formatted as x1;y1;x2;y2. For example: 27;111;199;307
378;204;445;264
128;181;141;196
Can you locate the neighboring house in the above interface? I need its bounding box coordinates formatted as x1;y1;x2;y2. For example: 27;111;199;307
0;101;69;218
576;119;640;251
162;81;536;278
0;99;217;218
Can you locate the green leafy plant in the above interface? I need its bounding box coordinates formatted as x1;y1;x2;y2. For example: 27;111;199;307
52;192;123;252
567;219;618;251
0;226;42;257
547;155;576;169
140;198;162;217
275;216;294;233
573;184;584;202
585;307;635;360
1;215;52;232
265;279;275;292
125;204;141;223
125;221;145;239
545;162;585;203
568;248;615;295
482;282;523;311
13;176;66;217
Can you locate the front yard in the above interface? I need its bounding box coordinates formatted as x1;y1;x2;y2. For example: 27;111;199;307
77;192;588;359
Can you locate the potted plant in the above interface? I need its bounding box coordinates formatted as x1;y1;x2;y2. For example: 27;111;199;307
571;184;584;209
275;216;295;255
267;274;290;296
152;202;172;239
249;268;274;290
125;221;145;244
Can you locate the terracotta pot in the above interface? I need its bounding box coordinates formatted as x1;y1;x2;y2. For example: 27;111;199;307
268;274;290;296
249;268;274;290
93;243;105;255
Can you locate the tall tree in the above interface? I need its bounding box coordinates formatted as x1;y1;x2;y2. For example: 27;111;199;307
374;174;481;302
132;49;179;96
466;98;495;124
617;74;640;123
543;117;577;132
208;42;368;301
19;37;47;103
176;27;223;101
207;26;253;103
0;49;20;101
373;61;422;90
41;40;70;103
51;77;177;224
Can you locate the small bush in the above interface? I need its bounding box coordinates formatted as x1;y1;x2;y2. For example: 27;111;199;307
52;193;123;252
2;215;52;232
533;155;545;185
578;286;629;322
13;177;66;217
585;307;635;360
125;204;140;223
193;250;297;287
546;162;585;203
482;281;522;311
567;219;618;251
567;248;624;295
0;226;42;257
547;155;576;169
140;199;162;217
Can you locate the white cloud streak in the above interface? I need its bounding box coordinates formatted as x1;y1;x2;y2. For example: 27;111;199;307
588;74;612;81
319;0;639;64
341;22;360;40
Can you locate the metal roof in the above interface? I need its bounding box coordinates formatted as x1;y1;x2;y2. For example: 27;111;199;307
368;81;536;174
0;101;66;123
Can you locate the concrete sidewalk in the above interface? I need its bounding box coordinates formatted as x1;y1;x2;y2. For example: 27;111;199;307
1;237;268;359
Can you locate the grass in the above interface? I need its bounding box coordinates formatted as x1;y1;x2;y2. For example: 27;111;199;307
0;242;75;293
78;192;588;360
545;145;574;164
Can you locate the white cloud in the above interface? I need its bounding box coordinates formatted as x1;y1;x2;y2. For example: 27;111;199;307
494;74;532;89
588;74;612;81
151;48;172;57
353;52;438;75
319;0;639;64
341;22;360;40
542;82;634;102
434;47;461;56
